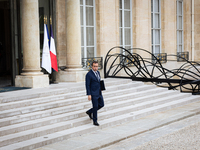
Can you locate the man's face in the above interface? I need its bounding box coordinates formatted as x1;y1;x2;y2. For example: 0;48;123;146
92;63;98;71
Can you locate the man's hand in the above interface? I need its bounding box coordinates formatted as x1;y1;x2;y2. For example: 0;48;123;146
88;95;91;101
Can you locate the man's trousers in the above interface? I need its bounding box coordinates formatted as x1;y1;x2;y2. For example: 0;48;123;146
87;95;104;123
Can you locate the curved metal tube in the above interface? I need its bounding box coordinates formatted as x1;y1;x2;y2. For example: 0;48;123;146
104;47;200;94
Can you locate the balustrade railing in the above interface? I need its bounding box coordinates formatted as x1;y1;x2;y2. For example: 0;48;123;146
82;57;103;70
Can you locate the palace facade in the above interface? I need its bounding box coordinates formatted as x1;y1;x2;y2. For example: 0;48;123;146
0;0;199;88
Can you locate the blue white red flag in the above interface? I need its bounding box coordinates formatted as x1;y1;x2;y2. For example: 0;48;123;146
50;24;58;72
42;24;52;74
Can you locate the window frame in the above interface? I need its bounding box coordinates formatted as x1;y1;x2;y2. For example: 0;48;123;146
119;0;133;52
176;0;184;52
80;0;96;58
151;0;161;54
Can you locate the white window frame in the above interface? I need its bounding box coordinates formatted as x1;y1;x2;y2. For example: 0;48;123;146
176;0;184;52
119;0;132;52
151;0;161;54
80;0;96;58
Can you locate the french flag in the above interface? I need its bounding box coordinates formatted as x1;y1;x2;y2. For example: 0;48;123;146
50;25;58;72
42;24;51;74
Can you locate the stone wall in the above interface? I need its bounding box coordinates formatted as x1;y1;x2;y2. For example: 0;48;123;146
133;0;151;56
96;0;120;76
184;0;192;60
56;0;66;67
194;0;200;61
53;0;200;82
161;0;176;56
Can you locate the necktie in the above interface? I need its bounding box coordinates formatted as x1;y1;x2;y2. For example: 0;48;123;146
95;72;100;81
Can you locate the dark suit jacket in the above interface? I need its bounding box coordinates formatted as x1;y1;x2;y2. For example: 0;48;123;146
86;69;101;96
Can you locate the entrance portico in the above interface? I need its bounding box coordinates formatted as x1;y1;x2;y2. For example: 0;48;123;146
15;0;87;87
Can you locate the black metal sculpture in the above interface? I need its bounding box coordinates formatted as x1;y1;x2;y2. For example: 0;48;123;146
104;47;200;95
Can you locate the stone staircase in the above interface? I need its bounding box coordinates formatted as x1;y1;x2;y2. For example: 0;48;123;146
0;79;199;150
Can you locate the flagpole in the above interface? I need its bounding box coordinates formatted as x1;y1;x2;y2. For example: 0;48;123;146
50;15;52;25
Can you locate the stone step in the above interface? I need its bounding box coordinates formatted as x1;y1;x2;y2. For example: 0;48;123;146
0;95;199;150
0;85;153;127
0;85;83;104
0;81;143;111
0;90;178;137
99;96;199;130
61;102;200;150
0;92;191;147
0;79;130;104
0;88;172;127
0;85;166;125
0;84;162;119
0;91;172;132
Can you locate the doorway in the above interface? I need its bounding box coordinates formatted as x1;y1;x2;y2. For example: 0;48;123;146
0;0;22;88
0;0;12;87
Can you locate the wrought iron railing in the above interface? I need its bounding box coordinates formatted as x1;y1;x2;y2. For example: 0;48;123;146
153;53;167;63
104;47;200;95
177;52;189;62
82;57;103;70
122;54;135;66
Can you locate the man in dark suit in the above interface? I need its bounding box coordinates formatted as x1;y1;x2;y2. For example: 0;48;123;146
85;61;104;126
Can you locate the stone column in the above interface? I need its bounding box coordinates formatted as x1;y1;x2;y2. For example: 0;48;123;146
15;0;49;88
56;0;87;82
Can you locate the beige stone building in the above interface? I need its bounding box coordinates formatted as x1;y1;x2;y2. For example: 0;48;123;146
0;0;199;88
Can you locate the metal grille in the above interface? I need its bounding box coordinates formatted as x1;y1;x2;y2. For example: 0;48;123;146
82;57;103;70
177;52;189;62
153;53;167;63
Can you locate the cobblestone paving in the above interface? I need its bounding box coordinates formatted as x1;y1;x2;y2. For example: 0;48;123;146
102;119;200;150
134;122;200;150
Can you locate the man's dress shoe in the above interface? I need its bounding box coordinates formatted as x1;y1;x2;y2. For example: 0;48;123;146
93;122;99;126
86;111;93;119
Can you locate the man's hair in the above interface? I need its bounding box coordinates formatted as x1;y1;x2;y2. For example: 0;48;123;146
92;60;98;66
